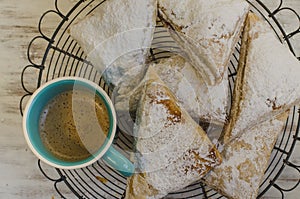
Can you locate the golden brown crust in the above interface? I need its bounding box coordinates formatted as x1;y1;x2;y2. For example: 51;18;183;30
220;13;261;144
125;174;158;199
146;84;182;126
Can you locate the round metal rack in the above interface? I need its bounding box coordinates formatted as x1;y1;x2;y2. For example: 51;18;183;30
20;0;300;198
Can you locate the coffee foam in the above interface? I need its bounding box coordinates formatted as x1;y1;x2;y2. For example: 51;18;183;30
39;89;110;162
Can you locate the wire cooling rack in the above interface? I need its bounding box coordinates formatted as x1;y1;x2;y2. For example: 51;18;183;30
20;0;300;198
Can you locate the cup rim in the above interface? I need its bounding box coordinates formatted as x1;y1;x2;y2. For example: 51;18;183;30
22;76;117;170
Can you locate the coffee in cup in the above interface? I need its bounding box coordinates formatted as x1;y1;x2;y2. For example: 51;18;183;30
23;77;134;176
39;89;109;162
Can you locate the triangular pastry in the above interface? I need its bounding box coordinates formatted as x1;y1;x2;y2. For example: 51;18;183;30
152;55;229;125
203;111;289;199
158;0;249;85
70;0;157;87
221;12;300;144
125;67;222;198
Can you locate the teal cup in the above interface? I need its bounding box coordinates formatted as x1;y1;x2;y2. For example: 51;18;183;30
22;77;134;177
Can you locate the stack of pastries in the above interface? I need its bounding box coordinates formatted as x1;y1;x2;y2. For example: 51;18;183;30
69;0;300;198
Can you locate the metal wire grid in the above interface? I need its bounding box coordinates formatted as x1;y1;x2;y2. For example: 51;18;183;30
20;0;300;198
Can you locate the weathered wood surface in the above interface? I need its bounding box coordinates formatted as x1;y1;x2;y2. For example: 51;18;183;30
0;0;299;198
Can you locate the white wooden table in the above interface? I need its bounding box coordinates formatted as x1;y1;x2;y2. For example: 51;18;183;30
0;0;299;198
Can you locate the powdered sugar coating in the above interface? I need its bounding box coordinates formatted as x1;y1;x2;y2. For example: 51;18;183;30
70;0;157;86
153;55;228;124
223;13;300;143
158;0;249;85
129;69;222;198
204;113;288;199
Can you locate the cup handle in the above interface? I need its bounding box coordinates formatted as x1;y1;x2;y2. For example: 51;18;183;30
102;146;135;177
